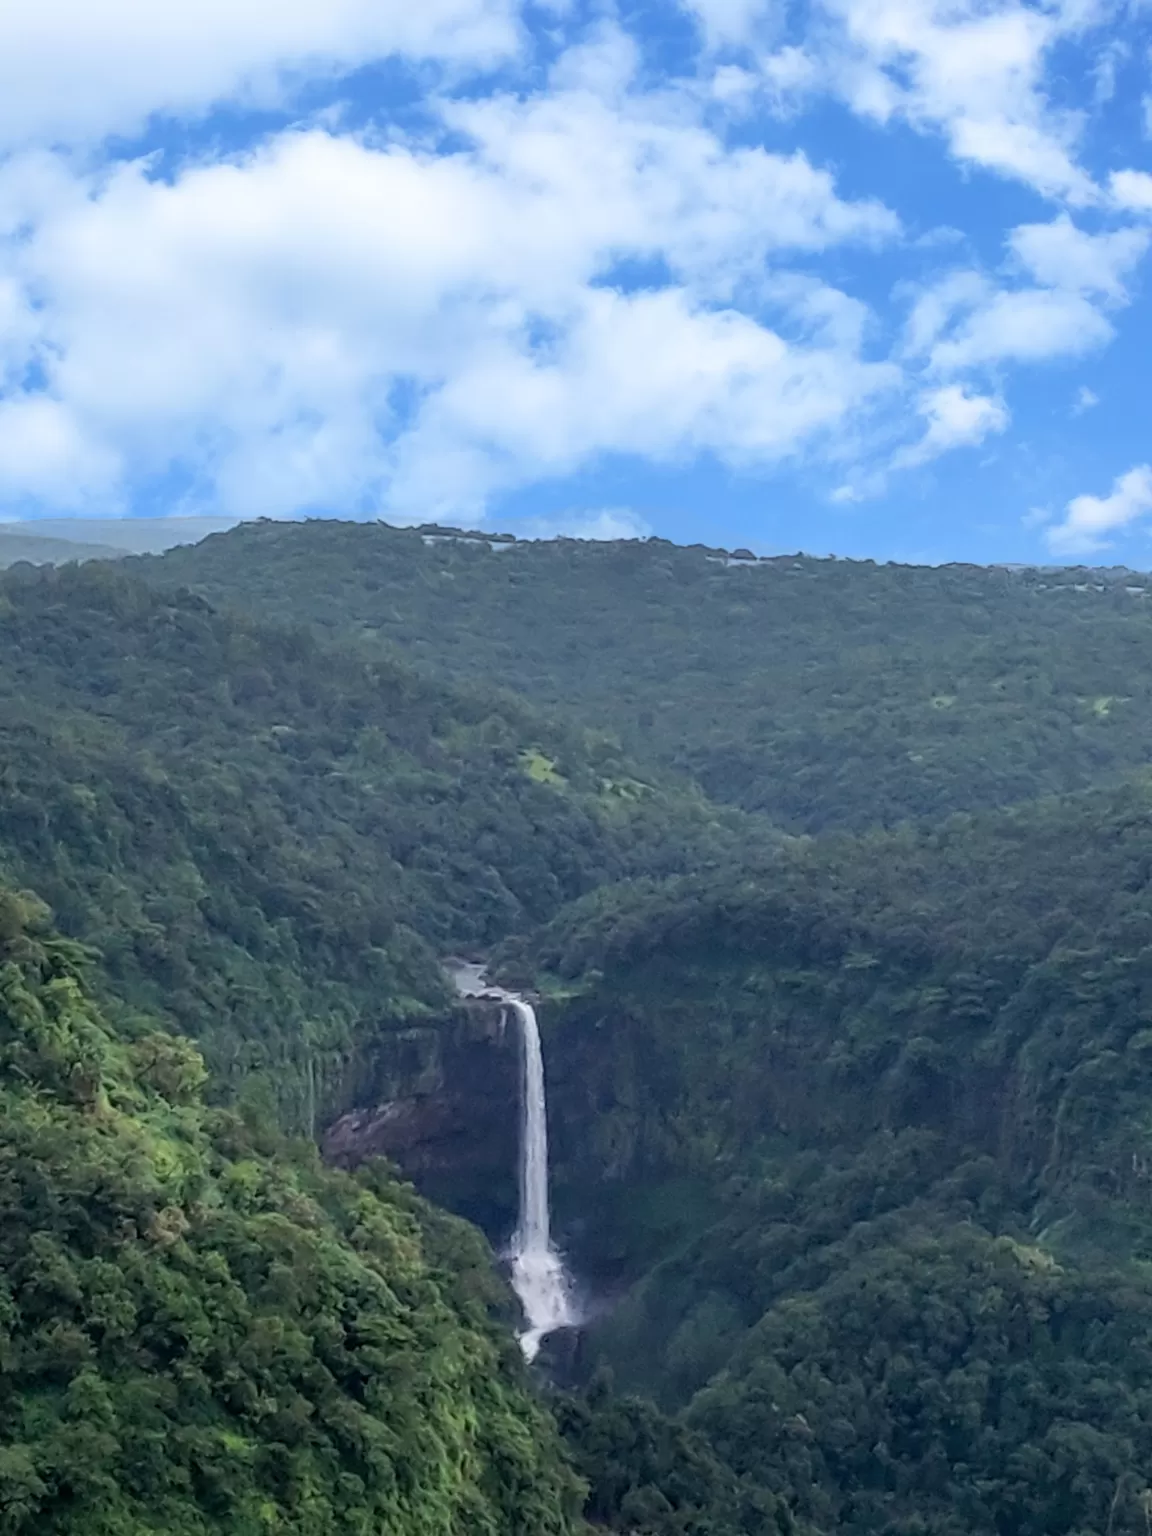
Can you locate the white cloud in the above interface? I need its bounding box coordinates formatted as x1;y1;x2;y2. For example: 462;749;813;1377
682;0;1107;211
823;0;1097;201
1111;168;1152;212
901;213;1147;384
681;0;775;49
710;65;761;105
830;482;864;503
0;397;121;507
1047;464;1152;554
714;47;818;116
0;55;899;523
903;270;986;357
892;384;1009;468
1092;38;1127;105
1009;214;1149;298
0;0;519;150
902;267;1113;372
2;0;1146;536
443;57;898;302
930;286;1112;370
1072;384;1099;413
384;284;898;518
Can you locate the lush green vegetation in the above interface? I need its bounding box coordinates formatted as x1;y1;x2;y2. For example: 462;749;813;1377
13;523;1152;1533
143;518;1152;829
0;886;584;1533
487;779;1152;1531
555;1381;794;1536
0;561;755;1129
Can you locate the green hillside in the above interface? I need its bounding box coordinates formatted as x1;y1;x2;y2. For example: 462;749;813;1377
490;779;1152;1532
12;524;1152;1535
0;887;584;1534
0;562;755;1131
142;519;1152;830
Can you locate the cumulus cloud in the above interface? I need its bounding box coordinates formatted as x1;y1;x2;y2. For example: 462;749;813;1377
2;0;1149;537
385;284;897;518
934;288;1112;369
0;51;899;523
682;0;1097;202
0;396;120;507
823;0;1096;201
443;56;898;301
0;0;519;150
891;384;1009;468
908;277;1113;372
1047;464;1152;553
902;212;1150;379
1111;168;1152;212
1008;214;1149;298
681;0;774;48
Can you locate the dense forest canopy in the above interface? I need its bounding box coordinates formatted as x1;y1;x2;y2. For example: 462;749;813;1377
7;522;1152;1532
143;519;1152;830
0;887;584;1534
488;778;1152;1532
0;561;757;1129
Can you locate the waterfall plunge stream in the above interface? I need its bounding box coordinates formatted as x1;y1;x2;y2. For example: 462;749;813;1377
507;997;577;1360
449;965;577;1360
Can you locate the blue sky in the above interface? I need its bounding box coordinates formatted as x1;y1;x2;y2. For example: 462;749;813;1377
1;0;1152;563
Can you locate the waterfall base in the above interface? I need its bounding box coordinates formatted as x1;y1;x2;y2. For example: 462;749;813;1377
511;1243;577;1361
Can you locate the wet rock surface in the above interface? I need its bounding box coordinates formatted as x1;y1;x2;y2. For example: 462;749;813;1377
321;997;521;1237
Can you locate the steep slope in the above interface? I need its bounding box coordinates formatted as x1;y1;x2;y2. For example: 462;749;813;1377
23;528;1152;1536
443;780;1152;1533
0;886;584;1535
515;779;1152;1292
141;518;1152;831
0;562;756;1130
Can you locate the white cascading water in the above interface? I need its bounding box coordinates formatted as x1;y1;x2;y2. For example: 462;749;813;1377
506;998;576;1361
446;962;576;1360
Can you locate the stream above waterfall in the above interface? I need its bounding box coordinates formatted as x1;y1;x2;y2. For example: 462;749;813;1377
446;961;578;1360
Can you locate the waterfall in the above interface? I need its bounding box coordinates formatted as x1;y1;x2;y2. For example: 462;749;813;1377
445;961;577;1360
507;998;576;1361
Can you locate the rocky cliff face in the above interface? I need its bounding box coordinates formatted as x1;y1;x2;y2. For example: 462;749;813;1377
322;998;522;1239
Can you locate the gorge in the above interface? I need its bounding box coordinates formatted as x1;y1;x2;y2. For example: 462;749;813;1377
14;533;1152;1534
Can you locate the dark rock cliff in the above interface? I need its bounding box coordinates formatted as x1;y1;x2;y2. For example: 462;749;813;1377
322;998;522;1239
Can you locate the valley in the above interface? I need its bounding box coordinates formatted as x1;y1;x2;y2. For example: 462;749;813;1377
5;524;1152;1533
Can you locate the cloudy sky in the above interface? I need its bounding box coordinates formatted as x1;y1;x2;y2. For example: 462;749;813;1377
1;0;1151;562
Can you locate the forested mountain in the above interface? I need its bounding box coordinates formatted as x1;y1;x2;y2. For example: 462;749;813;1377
142;518;1152;830
0;887;584;1534
0;562;755;1130
0;559;785;1532
493;779;1152;1533
11;522;1152;1533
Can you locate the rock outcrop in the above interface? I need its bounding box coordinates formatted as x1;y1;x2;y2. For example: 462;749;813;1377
322;997;521;1239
